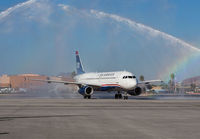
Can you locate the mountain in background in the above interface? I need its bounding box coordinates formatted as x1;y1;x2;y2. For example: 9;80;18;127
182;76;200;86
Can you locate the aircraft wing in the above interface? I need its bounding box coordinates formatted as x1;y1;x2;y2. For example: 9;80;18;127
29;78;79;85
138;79;163;85
27;78;101;88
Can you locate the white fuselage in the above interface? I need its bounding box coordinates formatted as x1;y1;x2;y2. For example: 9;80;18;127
74;71;137;90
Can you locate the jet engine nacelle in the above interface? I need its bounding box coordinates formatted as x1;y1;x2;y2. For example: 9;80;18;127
78;86;94;96
127;87;142;96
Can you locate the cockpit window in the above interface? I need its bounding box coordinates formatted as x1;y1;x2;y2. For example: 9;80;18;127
123;76;136;79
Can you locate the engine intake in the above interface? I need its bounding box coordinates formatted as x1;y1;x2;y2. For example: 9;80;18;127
127;87;142;96
78;86;94;96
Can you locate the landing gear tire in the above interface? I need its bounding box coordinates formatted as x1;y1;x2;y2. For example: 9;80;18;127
124;96;128;100
115;93;122;99
119;94;122;99
84;95;91;99
115;94;118;99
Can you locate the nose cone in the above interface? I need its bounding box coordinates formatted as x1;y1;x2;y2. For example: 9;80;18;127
125;79;137;90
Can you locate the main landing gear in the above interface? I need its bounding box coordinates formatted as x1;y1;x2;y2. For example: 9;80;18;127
115;93;122;99
123;92;128;100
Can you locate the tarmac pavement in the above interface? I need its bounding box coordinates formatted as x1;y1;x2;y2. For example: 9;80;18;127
0;98;200;139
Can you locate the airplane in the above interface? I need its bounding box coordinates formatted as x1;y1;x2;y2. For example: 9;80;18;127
30;51;162;99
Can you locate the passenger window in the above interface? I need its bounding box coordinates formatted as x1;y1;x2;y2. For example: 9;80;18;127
133;76;136;78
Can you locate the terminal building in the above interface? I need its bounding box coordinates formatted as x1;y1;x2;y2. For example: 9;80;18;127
0;74;47;90
0;75;10;88
0;73;74;90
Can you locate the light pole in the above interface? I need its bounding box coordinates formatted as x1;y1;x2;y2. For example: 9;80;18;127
174;73;176;94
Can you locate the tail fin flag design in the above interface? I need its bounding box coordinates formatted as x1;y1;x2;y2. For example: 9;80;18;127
75;51;85;75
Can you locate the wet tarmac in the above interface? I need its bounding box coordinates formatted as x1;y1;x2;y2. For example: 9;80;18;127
1;89;200;100
0;91;200;139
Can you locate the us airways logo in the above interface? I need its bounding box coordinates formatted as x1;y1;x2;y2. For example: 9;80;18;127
99;73;115;76
77;62;80;69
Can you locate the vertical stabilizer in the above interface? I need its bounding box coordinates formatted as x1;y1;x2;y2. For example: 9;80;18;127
75;51;85;74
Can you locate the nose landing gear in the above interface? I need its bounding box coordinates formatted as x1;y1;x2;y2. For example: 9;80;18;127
84;95;91;99
115;91;128;99
115;91;129;100
123;95;128;100
123;92;128;100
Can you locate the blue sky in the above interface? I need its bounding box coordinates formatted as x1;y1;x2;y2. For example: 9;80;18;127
1;0;200;46
0;0;200;81
62;0;200;46
64;0;200;44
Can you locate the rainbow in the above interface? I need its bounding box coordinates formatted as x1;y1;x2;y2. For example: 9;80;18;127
157;52;200;81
